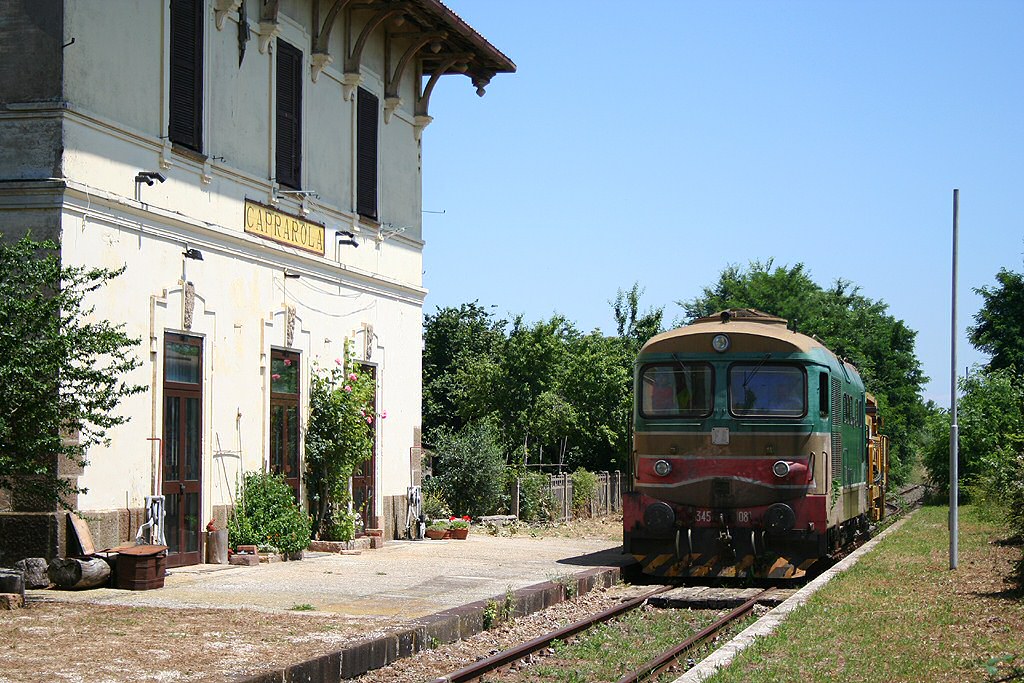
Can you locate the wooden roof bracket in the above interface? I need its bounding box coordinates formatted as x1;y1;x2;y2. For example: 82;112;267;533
341;2;411;100
383;30;447;122
213;0;242;31
471;69;494;97
257;0;281;54
414;53;469;138
311;0;355;82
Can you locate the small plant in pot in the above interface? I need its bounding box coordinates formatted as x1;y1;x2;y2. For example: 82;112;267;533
448;516;471;539
425;520;450;540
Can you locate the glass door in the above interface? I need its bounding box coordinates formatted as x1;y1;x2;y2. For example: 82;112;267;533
269;349;301;499
162;333;203;567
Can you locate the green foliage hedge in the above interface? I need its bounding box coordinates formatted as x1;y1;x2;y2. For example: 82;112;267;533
228;471;311;555
571;468;599;516
431;420;506;517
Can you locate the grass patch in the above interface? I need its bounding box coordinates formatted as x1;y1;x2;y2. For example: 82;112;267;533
706;504;1024;683
288;603;315;611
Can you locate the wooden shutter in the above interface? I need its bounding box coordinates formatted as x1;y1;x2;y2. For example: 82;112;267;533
276;40;303;189
168;0;203;151
356;88;379;220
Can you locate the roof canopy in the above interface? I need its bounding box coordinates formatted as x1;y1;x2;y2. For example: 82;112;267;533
257;1;515;124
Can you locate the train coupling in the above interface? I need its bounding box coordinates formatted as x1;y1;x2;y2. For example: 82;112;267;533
717;513;736;562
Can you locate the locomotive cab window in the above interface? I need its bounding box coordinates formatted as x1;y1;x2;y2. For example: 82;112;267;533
640;362;714;418
728;363;806;418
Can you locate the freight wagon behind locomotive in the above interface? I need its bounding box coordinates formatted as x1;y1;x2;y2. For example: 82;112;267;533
623;309;888;579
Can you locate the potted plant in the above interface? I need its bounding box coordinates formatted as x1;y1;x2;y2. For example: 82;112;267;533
448;516;471;539
425;520;449;540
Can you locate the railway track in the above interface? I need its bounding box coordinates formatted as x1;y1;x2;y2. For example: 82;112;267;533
431;587;774;683
426;484;927;683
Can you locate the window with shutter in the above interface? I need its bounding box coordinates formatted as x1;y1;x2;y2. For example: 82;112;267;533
356;88;379;220
276;40;303;190
168;0;203;152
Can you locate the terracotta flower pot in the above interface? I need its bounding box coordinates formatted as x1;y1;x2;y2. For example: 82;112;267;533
425;529;447;540
449;527;469;540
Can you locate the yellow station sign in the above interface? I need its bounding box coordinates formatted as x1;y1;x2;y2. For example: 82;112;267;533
244;200;325;256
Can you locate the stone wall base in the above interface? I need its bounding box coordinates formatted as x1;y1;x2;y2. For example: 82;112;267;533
0;507;149;567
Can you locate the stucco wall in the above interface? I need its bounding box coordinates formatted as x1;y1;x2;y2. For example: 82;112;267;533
0;0;506;553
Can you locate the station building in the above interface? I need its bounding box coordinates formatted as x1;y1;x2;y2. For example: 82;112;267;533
0;0;512;566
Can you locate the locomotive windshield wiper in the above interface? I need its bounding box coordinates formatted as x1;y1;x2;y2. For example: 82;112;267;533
743;353;772;388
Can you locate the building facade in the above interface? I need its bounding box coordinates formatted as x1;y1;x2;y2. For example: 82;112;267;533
0;0;512;566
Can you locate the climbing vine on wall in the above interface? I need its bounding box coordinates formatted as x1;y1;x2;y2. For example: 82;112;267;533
304;342;380;540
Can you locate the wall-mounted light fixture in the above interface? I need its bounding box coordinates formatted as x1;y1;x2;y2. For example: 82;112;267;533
183;247;204;261
338;231;359;248
276;189;318;199
378;224;408;242
135;171;166;186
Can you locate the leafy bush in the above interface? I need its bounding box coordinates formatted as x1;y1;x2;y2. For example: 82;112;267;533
421;478;452;520
432;420;506;517
571;468;599;516
515;469;556;522
228;471;311;554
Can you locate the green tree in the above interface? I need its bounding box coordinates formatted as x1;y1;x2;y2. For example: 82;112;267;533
611;282;664;352
969;266;1024;373
430;420;506;517
922;367;1024;498
561;332;632;470
679;260;823;327
0;235;144;509
422;286;663;476
679;260;927;483
422;302;506;443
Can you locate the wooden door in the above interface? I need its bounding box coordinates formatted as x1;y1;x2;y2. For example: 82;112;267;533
269;349;301;499
162;333;203;567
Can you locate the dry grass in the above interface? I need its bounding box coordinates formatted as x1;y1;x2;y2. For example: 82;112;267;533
707;504;1024;682
0;601;367;682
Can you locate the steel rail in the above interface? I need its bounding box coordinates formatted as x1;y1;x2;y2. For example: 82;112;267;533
614;588;773;683
431;584;674;683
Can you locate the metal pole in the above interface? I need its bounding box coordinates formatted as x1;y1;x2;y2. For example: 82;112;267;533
950;188;959;570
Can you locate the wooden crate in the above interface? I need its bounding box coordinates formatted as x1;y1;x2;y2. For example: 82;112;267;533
113;545;167;591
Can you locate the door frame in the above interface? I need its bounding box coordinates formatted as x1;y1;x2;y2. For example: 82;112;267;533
162;332;204;568
350;362;377;533
269;347;301;499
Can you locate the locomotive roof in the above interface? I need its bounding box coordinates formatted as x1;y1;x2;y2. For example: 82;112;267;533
641;308;829;356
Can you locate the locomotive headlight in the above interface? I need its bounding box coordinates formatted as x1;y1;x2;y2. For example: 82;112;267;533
772;460;792;478
653;459;673;477
711;334;730;353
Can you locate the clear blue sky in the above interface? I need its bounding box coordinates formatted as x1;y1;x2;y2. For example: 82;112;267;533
421;1;1023;407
